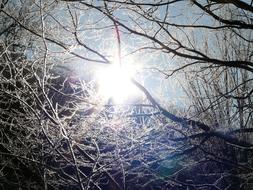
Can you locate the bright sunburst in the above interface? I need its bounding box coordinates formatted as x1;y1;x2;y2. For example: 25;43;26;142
96;61;139;103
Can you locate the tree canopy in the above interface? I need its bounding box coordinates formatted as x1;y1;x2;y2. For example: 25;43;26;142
0;0;252;189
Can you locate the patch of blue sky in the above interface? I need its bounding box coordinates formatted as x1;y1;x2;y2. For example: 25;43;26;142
38;1;216;106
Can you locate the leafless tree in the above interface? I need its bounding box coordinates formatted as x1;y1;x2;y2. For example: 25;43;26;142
0;0;252;189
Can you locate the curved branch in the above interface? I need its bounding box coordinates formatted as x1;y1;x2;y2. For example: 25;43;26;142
1;10;109;64
211;0;253;12
193;0;253;29
131;79;211;131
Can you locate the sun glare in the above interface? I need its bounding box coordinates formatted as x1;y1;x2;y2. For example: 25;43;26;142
96;62;139;103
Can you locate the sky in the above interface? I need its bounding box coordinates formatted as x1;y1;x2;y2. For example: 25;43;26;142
19;0;247;108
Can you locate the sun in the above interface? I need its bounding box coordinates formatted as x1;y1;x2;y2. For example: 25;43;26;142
96;62;139;103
